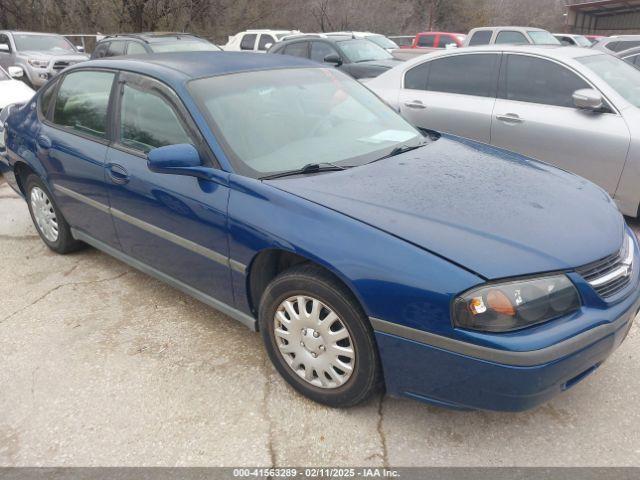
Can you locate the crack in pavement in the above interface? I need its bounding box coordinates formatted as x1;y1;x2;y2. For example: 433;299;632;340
377;394;389;468
262;355;277;469
0;271;131;324
0;234;40;241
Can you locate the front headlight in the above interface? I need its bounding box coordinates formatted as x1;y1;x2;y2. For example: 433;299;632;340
27;58;49;68
453;275;580;332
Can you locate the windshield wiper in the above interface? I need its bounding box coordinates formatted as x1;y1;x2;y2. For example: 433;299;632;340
260;162;347;180
366;142;428;165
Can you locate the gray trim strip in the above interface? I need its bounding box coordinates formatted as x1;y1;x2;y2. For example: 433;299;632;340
229;259;247;274
72;228;257;331
54;184;247;273
108;207;228;265
54;185;110;214
370;312;636;367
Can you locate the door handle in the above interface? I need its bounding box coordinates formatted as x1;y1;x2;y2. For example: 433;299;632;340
404;100;427;110
107;163;129;185
496;113;523;124
36;135;52;149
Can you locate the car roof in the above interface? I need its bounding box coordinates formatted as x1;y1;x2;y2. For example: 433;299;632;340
2;30;65;36
75;51;320;83
279;35;354;44
100;32;203;43
470;26;548;32
429;44;605;59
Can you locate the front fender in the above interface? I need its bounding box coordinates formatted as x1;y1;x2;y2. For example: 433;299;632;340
227;174;483;338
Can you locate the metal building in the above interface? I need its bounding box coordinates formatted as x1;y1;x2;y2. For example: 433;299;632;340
566;0;640;34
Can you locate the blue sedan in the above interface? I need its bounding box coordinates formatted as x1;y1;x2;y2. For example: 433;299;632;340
1;52;638;411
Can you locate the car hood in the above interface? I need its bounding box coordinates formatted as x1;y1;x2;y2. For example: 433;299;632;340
0;80;34;109
19;50;88;61
267;136;624;279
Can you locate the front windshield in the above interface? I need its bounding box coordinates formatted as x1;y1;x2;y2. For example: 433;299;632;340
574;35;592;47
151;41;220;53
528;31;561;45
13;34;76;53
189;68;422;178
579;54;640;107
366;35;398;50
338;39;394;62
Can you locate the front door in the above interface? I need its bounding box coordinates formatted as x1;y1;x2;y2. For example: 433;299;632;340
41;69;119;247
398;53;500;143
491;54;631;195
105;72;233;304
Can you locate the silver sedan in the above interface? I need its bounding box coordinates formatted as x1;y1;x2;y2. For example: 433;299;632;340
366;45;640;217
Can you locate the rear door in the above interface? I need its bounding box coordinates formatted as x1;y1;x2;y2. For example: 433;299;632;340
39;69;119;247
491;53;630;195
398;53;500;143
240;34;257;51
105;72;233;304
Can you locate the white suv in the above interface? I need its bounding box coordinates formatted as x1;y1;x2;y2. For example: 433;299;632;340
224;30;300;52
463;27;560;47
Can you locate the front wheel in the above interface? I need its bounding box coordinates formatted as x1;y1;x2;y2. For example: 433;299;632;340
25;175;83;254
259;264;381;407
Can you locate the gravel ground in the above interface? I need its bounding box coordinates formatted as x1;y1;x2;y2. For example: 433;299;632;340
0;177;639;467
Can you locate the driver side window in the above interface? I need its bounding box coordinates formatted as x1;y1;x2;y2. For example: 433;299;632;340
119;82;193;153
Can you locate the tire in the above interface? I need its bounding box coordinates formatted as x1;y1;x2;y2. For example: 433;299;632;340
25;174;83;254
259;263;382;407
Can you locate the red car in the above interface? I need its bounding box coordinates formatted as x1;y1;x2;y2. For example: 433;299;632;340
586;34;606;45
411;31;466;49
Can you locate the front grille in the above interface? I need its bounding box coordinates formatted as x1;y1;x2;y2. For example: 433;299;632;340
53;61;70;71
576;234;634;299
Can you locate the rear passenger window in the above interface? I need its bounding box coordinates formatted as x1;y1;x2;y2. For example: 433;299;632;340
495;31;528;45
426;54;499;97
52;71;114;139
417;35;436;47
283;42;308;58
468;30;492;46
127;42;146;55
614;40;640;52
501;55;590;108
119;83;192;153
240;34;257;51
92;42;109;58
404;62;430;90
438;35;458;48
107;41;126;57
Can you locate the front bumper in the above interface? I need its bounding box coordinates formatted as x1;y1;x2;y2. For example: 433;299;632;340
374;289;640;412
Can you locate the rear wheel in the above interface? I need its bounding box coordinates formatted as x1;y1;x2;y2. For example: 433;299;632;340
25;175;83;254
259;264;381;407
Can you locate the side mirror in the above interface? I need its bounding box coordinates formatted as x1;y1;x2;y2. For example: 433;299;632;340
0;44;9;53
264;43;273;50
147;144;207;178
444;43;458;50
324;53;343;66
573;88;604;111
76;45;85;52
7;66;23;78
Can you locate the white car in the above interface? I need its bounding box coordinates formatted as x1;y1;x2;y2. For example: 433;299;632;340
0;66;34;111
224;30;300;52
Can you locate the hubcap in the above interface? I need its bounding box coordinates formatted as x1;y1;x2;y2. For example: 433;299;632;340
274;295;355;389
30;187;58;242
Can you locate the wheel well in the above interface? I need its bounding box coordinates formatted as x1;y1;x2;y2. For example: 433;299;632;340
247;249;360;319
13;162;36;196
